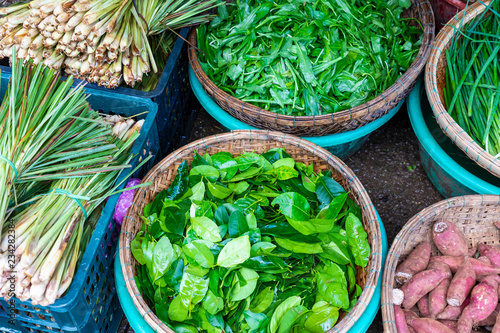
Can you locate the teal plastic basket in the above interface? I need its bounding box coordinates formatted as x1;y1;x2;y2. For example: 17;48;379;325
0;71;161;333
407;79;500;197
115;213;387;333
189;67;403;160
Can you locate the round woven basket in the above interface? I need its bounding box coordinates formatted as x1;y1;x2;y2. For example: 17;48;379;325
424;0;500;178
188;0;435;137
119;130;383;333
381;194;500;332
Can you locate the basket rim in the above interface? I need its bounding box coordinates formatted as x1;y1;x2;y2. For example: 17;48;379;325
188;0;435;130
119;130;383;333
424;0;500;178
380;194;500;332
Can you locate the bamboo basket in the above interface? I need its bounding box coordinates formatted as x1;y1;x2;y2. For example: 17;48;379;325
119;130;383;333
424;0;500;178
381;194;500;332
188;0;435;137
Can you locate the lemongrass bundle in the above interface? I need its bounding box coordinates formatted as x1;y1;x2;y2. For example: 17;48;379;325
0;56;147;305
0;0;221;88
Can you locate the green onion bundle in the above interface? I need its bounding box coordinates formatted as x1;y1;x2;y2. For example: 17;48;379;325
0;54;146;305
0;0;220;89
444;0;500;158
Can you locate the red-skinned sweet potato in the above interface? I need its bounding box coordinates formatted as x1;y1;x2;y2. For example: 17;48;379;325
457;276;499;333
436;297;470;320
396;242;432;285
401;268;451;309
417;295;430;317
433;220;469;257
429;256;500;277
447;256;476;307
407;317;456;333
395;305;411;333
438;320;457;331
403;310;419;333
429;278;451;319
477;303;500;326
478;243;500;268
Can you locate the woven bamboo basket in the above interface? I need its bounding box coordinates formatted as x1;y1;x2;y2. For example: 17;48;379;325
424;0;500;178
119;130;383;333
188;0;435;137
381;194;500;332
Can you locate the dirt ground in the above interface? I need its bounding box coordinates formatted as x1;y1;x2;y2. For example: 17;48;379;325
119;100;444;333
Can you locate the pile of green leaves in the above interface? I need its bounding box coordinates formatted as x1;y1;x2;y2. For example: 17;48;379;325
444;0;500;157
132;148;371;333
197;0;422;116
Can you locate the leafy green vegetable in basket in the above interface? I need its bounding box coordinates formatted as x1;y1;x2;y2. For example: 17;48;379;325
132;148;371;332
197;0;422;116
444;0;500;158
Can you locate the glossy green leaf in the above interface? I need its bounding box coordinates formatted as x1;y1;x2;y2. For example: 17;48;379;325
265;165;299;180
275;238;323;254
286;217;335;235
315;177;345;206
217;235;251;268
190;181;205;203
183;240;215;268
346;213;371;267
277;305;309;333
303;303;339;333
228;210;249;238
153;236;175;282
249;286;275;313
315;261;349;309
269;296;302;333
207;180;233;199
230;267;259;301
203;290;224;315
191;216;222;242
272;192;310;220
190;165;220;184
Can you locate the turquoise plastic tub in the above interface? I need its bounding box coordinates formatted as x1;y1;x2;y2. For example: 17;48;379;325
407;80;500;197
189;67;403;160
115;213;388;333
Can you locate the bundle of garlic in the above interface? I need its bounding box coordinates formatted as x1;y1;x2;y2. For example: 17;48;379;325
0;0;220;88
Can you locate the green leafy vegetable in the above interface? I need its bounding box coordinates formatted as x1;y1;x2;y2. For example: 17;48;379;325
197;0;422;116
132;149;371;332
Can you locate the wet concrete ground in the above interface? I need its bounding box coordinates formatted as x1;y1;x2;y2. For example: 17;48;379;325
119;102;444;332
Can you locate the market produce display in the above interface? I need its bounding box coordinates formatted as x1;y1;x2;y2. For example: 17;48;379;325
392;220;500;332
0;55;146;305
131;148;371;332
196;0;423;116
444;0;500;158
0;0;220;89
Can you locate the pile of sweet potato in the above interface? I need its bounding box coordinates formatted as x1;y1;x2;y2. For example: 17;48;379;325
393;220;500;333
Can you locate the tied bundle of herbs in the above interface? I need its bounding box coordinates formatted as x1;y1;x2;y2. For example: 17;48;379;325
0;0;221;89
132;148;371;333
197;0;422;116
0;54;148;305
444;0;500;158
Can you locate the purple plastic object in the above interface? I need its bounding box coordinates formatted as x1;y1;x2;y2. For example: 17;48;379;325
113;178;141;225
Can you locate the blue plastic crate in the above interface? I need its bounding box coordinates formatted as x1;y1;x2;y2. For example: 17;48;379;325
0;27;194;158
0;72;161;333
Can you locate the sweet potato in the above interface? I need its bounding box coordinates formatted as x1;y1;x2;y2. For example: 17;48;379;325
395;305;411;333
429;278;451;319
495;221;500;230
396;242;432;285
433;220;468;257
478;256;492;264
437;297;470;320
438;320;457;331
477;303;500;326
447;256;476;307
403;309;419;333
407;317;456;333
417;294;430;317
401;268;451;309
478;243;500;268
394;288;404;306
430;256;500;277
457;276;499;333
